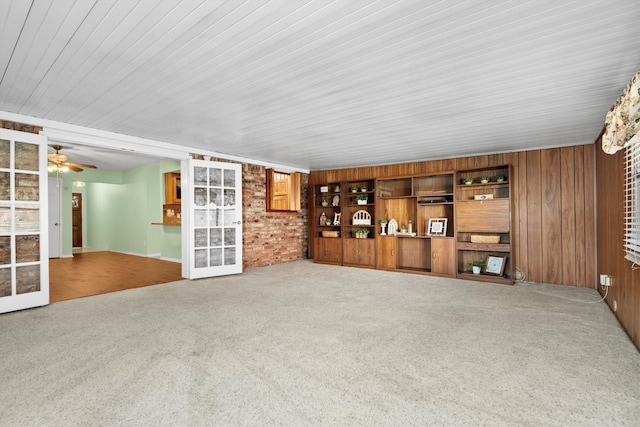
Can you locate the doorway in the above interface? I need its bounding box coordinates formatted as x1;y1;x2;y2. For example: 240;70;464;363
72;193;82;248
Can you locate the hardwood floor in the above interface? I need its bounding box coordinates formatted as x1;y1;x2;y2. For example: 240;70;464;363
49;251;183;302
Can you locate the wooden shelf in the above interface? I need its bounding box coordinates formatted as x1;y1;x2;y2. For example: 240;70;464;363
456;165;513;285
458;272;513;285
457;242;510;252
151;222;180;226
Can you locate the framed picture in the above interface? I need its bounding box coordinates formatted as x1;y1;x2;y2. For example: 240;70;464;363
427;218;448;236
333;213;341;225
485;255;507;276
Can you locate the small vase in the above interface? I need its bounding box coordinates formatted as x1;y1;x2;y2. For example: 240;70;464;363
472;266;481;274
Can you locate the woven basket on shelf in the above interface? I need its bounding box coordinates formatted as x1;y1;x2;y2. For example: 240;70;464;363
322;231;339;238
470;234;500;244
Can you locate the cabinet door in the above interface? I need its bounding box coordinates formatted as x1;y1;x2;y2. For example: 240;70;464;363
343;238;375;267
456;199;510;232
314;238;342;264
431;238;455;275
377;236;396;270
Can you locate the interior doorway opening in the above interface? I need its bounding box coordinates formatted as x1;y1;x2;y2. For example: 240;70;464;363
45;139;188;302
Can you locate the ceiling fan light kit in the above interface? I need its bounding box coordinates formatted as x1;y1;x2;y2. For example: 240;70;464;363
47;145;97;173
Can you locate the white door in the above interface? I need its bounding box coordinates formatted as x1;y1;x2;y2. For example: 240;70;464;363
48;178;61;258
182;159;243;279
0;129;49;313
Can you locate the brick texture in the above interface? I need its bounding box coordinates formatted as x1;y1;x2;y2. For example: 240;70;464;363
242;163;309;269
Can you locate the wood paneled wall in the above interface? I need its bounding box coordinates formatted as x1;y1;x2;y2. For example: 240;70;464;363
310;145;596;288
595;144;640;350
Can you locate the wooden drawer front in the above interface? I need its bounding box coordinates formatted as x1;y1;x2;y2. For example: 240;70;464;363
456;199;510;232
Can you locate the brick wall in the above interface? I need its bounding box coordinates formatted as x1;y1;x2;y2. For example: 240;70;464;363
241;163;309;269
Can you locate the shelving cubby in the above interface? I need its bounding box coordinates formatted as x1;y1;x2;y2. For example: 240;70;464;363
312;182;342;265
375;172;456;276
342;180;376;267
455;165;514;284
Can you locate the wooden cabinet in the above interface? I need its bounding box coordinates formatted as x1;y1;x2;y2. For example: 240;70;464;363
455;165;514;284
164;172;181;204
377;236;397;270
311;182;342;265
314;237;342;264
431;238;455;275
309;166;514;285
310;179;375;267
375;172;456;277
343;238;375;267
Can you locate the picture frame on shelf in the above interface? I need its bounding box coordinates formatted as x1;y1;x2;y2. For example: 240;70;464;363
333;213;341;225
485;255;507;276
427;218;448;236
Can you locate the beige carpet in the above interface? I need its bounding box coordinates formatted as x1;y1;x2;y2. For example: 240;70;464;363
1;260;638;426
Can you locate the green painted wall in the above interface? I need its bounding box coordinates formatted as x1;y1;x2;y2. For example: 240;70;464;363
50;161;182;261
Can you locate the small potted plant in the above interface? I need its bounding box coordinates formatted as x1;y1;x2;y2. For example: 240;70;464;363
480;176;489;184
379;218;388;235
495;174;505;183
350;187;358;193
354;229;370;239
468;260;486;274
360;186;368;192
356;194;368;205
463;177;473;185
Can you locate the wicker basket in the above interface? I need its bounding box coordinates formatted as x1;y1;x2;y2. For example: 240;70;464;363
470;234;500;244
322;231;339;238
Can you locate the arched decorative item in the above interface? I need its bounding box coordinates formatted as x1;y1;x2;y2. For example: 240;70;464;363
352;210;371;225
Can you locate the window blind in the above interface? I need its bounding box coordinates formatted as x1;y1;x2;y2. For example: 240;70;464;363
624;142;640;265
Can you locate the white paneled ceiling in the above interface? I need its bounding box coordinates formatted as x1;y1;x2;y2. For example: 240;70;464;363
0;0;639;171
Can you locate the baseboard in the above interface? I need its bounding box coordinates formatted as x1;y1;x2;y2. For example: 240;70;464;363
111;250;161;258
81;249;180;263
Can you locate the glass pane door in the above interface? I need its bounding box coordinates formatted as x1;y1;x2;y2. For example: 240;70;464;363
0;129;49;313
182;159;242;279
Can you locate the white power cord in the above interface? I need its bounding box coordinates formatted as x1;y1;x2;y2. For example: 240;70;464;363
526;281;610;304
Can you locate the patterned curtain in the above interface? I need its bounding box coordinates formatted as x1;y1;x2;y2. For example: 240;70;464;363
602;69;640;154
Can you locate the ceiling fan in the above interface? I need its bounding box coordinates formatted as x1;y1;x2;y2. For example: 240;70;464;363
47;145;97;173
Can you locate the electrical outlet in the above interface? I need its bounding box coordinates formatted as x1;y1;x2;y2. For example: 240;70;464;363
604;276;612;287
600;274;607;285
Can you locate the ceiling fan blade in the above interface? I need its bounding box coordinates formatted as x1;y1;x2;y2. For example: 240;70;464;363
67;164;83;172
68;162;97;169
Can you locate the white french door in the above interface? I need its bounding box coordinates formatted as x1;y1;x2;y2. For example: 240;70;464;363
0;129;49;313
182;159;243;279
